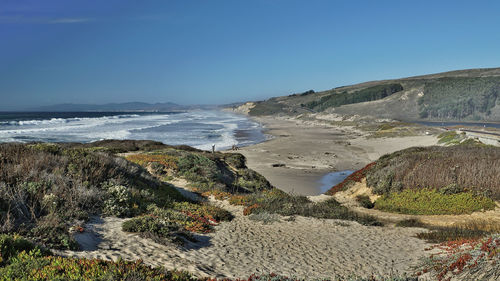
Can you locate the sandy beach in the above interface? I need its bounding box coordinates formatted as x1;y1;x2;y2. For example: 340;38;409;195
237;116;439;195
52;116;446;279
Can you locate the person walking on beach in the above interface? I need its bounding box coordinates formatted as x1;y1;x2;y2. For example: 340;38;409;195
212;144;215;153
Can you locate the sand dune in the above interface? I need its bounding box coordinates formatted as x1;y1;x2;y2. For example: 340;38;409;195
55;198;431;279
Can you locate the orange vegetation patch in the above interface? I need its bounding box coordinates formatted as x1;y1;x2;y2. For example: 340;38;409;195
194;189;233;201
418;234;500;281
243;204;260;216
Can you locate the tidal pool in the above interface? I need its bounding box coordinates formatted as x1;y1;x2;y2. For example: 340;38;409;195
318;170;355;194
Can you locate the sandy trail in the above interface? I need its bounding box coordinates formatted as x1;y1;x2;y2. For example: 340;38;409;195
55;195;431;279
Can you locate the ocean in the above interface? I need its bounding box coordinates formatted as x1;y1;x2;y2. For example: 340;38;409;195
0;110;267;151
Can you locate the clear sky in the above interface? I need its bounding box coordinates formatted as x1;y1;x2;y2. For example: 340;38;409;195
1;0;500;110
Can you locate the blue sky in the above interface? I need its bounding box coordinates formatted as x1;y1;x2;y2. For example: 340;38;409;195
1;0;500;110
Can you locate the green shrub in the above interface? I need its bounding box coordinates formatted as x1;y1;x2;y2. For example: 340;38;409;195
0;142;266;250
223;153;247;169
231;189;381;226
102;183;133;217
355;195;374;209
101;181;184;217
395;219;426;228
139;182;186;206
248;100;286;116
305;83;403;111
310;198;381;226
122;215;190;245
374;189;496;215
0;251;421;281
74;139;168;153
416;227;490;243
126;149;272;195
172;201;234;223
437;131;463;144
0;250;193;281
177;154;221;184
236;169;272;192
28;215;78;250
419;77;499;120
27;143;61;154
248;212;280;224
123;202;233;245
0;235;49;265
377;123;397;131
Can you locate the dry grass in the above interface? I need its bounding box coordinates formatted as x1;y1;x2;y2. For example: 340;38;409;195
126;154;179;171
397;218;500;243
365;145;500;200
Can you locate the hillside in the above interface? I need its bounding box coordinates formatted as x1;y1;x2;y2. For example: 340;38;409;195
0;140;273;250
243;68;500;122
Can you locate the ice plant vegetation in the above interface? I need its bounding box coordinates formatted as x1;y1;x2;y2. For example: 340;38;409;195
374;188;496;215
417;234;500;281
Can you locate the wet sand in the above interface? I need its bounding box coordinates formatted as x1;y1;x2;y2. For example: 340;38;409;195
237;116;439;195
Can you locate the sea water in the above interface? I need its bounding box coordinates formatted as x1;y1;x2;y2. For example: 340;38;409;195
0;110;266;151
318;170;355;194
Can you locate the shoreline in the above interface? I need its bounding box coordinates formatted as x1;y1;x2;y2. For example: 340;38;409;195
235;115;440;195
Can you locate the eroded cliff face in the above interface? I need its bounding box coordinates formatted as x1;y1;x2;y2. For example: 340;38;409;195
225;102;256;115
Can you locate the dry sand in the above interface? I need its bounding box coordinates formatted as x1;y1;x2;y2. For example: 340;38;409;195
237;116;439;195
56;196;431;279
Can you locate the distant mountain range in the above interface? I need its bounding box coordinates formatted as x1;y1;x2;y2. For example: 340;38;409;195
240;67;500;122
28;102;199;112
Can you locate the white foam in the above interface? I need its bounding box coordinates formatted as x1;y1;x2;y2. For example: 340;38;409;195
0;114;143;127
194;120;239;151
0;111;264;148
